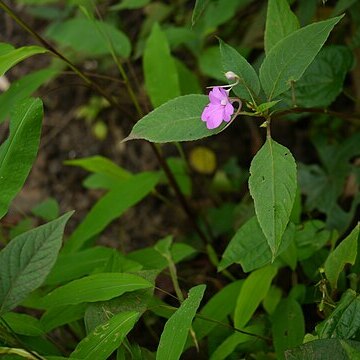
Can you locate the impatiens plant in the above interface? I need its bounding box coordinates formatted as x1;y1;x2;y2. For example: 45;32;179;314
0;0;360;359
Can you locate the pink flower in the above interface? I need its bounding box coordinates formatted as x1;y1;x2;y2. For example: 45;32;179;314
201;87;234;129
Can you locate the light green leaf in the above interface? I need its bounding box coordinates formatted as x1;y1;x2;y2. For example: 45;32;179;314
272;298;305;360
325;224;359;289
0;68;58;124
0;98;43;219
143;23;180;108
156;284;206;360
0;45;46;77
260;15;343;100
285;45;353;108
234;265;277;329
125;95;229;143
0;212;73;315
70;311;139;360
220;40;260;101
1;312;44;336
249;139;297;257
263;285;282;315
41;273;153;308
63;172;160;252
46;18;131;58
218;216;295;272
318;289;360;340
265;0;299;54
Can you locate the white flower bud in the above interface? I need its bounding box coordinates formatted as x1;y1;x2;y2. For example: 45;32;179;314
224;71;238;81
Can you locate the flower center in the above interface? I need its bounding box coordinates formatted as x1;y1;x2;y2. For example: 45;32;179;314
220;99;227;106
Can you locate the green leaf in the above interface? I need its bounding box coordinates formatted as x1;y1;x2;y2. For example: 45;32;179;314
70;311;139;360
143;23;180;108
263;285;282;314
285;46;353;107
272;298;305;360
46;17;131;58
41;273;153;308
111;0;151;11
199;46;224;81
318;289;360;340
218;216;295;272
125;95;230;143
220;40;260;101
260;15;343;100
324;224;359;289
0;68;58;124
32;198;60;222
234;265;277;329
156;285;206;360
1;312;44;336
341;340;360;359
0;45;46;77
175;59;202;95
264;0;299;54
249;139;297;257
0;212;73;315
63;172;160;252
192;0;210;26
0;98;43;219
285;339;360;359
192;281;243;341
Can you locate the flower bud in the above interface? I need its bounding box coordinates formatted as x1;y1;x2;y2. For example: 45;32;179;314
224;71;238;81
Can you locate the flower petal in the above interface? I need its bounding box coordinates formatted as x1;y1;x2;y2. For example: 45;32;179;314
209;87;224;103
204;105;224;129
223;102;234;122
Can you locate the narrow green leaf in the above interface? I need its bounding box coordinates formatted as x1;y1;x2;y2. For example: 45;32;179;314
272;298;305;360
0;45;46;77
260;15;343;100
263;285;282;314
264;0;299;54
191;0;210;26
1;312;44;336
318;289;360;340
70;311;139;360
143;23;180;108
41;273;153;308
46;18;131;58
156;284;206;360
63;172;160;252
325;224;359;289
0;68;58;124
0;98;43;219
249;139;297;256
234;265;277;329
124;95;229;143
0;212;73;315
220;40;260;101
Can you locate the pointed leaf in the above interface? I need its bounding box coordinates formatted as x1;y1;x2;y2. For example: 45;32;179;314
0;98;43;219
260;15;343;100
249;139;297;256
0;212;73;315
156;284;206;360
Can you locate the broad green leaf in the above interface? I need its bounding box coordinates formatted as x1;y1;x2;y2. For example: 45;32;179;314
40;303;87;332
63;172;160;252
264;0;299;54
0;98;43;219
45;247;115;285
65;155;131;180
318;289;360;340
285;46;353;107
218;216;295;272
220;40;260;101
0;45;46;77
156;284;206;360
285;339;360;359
249;139;297;256
32;198;60;222
0;212;73;315
192;280;243;341
127;243;196;270
0;43;14;56
234;265;277;329
341;340;360;359
46;18;131;58
41;273;153;307
71;311;139;360
324;224;359;289
0;68;58;124
192;0;209;26
143;23;180;108
125;95;229;143
1;312;44;336
198;46;224;81
272;298;305;360
260;15;343;100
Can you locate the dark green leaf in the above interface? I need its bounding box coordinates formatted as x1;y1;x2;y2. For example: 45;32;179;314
1;312;44;336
